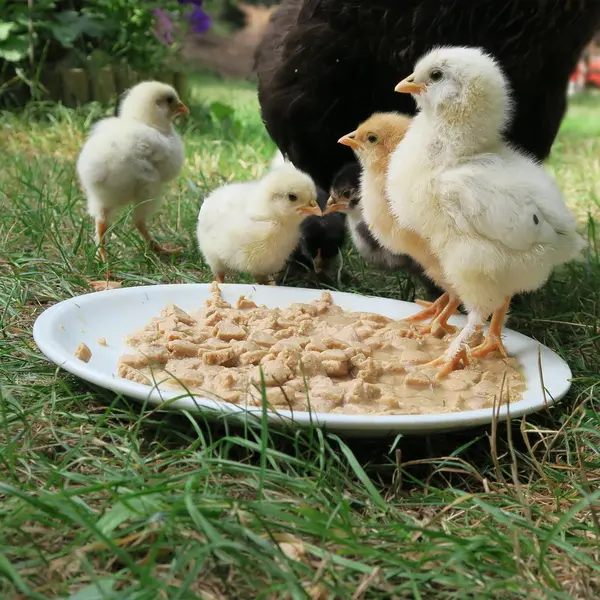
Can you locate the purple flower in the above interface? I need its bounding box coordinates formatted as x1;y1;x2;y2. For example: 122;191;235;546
178;0;211;34
153;8;174;46
188;7;211;33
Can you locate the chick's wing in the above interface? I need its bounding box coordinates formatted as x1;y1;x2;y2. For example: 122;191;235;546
81;120;170;186
438;153;567;252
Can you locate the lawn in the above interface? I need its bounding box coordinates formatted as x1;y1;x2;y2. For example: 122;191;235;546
1;74;599;599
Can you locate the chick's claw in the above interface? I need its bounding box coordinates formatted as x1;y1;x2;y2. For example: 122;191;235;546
406;292;449;322
418;295;461;338
419;316;457;338
423;346;470;379
149;241;183;255
470;334;509;359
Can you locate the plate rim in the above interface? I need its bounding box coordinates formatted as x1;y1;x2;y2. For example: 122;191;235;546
32;283;572;432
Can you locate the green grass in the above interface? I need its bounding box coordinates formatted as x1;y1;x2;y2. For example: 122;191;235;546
1;77;600;599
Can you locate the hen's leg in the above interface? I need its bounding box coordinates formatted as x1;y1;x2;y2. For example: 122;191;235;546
420;295;461;337
132;204;183;255
471;297;511;359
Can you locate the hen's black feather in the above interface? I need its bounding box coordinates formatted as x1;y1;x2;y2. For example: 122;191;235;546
256;0;600;191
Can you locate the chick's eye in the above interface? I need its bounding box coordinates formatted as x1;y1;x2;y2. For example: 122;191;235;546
166;96;174;104
288;193;298;202
342;190;351;199
367;134;378;144
429;69;443;82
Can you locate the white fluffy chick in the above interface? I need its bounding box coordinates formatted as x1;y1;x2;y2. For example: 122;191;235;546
77;81;188;262
197;164;322;284
388;46;586;376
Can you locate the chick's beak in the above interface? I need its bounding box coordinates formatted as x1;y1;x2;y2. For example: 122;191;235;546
297;198;323;216
323;195;348;215
174;102;189;116
338;131;360;150
394;74;425;95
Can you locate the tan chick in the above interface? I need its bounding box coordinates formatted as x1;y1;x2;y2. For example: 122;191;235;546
77;81;188;264
387;46;586;376
336;113;460;336
196;163;322;284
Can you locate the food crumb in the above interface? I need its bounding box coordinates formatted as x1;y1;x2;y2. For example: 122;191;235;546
98;337;107;346
74;343;92;363
88;280;122;292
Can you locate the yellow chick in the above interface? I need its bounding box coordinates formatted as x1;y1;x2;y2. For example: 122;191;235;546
77;81;188;263
196;163;322;284
336;113;460;336
388;46;587;375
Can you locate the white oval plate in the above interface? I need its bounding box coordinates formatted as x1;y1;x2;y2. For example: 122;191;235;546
33;283;571;436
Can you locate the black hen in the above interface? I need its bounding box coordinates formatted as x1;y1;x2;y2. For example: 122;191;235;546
256;0;600;192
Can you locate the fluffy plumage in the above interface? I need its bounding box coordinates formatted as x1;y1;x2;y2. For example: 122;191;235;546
197;163;321;284
325;161;442;298
256;0;600;192
270;151;348;279
387;46;587;374
288;185;347;279
77;81;187;261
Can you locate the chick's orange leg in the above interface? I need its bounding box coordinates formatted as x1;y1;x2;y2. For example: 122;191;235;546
471;297;511;359
95;217;109;264
215;273;225;284
93;214;116;282
415;297;461;315
135;220;183;255
431;347;471;379
405;292;449;323
420;295;461;337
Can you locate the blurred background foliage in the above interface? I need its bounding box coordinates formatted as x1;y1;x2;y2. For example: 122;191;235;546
0;0;273;107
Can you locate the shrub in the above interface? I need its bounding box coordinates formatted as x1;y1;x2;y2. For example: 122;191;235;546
0;0;211;106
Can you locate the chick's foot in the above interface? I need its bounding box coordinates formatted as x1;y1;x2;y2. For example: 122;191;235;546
424;347;470;379
406;292;450;323
470;299;511;359
419;296;461;338
149;240;183;255
471;333;509;359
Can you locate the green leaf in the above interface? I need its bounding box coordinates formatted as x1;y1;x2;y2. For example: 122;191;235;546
0;22;16;42
331;435;388;511
50;23;77;47
209;101;235;121
65;578;116;600
96;492;163;535
0;36;28;62
51;12;107;47
0;553;34;597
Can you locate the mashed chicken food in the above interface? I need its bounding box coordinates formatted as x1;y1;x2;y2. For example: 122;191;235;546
117;283;525;415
